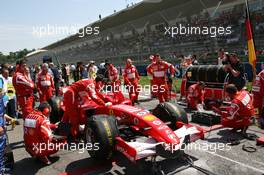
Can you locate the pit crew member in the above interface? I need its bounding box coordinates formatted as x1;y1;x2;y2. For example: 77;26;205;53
13;60;35;119
214;84;255;134
37;63;55;102
186;82;205;109
24;102;65;165
105;62;120;92
252;69;264;128
147;54;175;103
123;58;140;105
61;76;111;138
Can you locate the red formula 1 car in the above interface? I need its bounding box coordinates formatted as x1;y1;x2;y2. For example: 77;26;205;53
50;90;204;173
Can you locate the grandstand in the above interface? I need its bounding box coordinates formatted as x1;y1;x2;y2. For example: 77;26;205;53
26;0;264;66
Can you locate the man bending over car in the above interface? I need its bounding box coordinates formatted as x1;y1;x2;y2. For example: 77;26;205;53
214;84;255;134
61;76;112;138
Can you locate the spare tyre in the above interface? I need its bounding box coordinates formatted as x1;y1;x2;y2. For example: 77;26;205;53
48;96;64;123
85;115;119;160
186;66;198;81
152;102;188;130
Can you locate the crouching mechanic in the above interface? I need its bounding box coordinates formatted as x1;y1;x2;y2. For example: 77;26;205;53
24;102;66;165
214;84;255;134
61;76;112;138
252;69;264;129
186;82;205;109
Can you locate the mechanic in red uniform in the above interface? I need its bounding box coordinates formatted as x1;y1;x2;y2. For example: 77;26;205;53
252;69;264;129
215;84;255;134
13;60;35;119
37;63;55;102
105;62;120;92
61;76;111;138
186;82;205;109
147;55;156;98
147;54;175;103
24;102;65;165
123;58;140;105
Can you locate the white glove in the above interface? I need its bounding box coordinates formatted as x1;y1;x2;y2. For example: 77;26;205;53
105;102;112;107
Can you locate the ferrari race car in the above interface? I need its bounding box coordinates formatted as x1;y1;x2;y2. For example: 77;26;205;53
49;90;204;168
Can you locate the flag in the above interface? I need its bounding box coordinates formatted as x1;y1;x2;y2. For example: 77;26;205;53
245;0;257;81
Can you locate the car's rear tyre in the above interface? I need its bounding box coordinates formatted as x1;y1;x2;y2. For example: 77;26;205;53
85;115;119;160
48;96;64;123
152;102;188;130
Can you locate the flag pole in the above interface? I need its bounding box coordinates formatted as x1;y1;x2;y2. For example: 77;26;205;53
245;0;257;84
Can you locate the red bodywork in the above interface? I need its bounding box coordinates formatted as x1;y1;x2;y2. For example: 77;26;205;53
60;90;204;162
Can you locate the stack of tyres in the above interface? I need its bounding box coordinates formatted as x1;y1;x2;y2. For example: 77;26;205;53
186;65;227;83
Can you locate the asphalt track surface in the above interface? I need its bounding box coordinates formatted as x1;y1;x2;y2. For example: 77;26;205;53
8;93;264;175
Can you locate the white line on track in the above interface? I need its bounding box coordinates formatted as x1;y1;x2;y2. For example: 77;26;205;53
203;150;264;174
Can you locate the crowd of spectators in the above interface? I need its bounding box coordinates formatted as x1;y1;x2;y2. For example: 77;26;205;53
54;4;264;65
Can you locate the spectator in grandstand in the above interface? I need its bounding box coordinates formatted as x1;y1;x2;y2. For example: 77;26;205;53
1;68;17;120
32;65;41;84
223;53;246;90
97;61;107;78
81;64;88;79
218;48;226;65
74;62;82;82
191;54;199;65
0;85;7;174
61;64;70;85
70;63;76;80
49;63;60;96
87;61;98;80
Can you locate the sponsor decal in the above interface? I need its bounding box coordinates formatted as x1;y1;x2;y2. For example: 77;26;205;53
143;115;156;121
153;120;162;126
109;109;114;115
187;71;192;78
136;110;149;116
134;118;139;125
102;120;113;146
158;125;169;130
